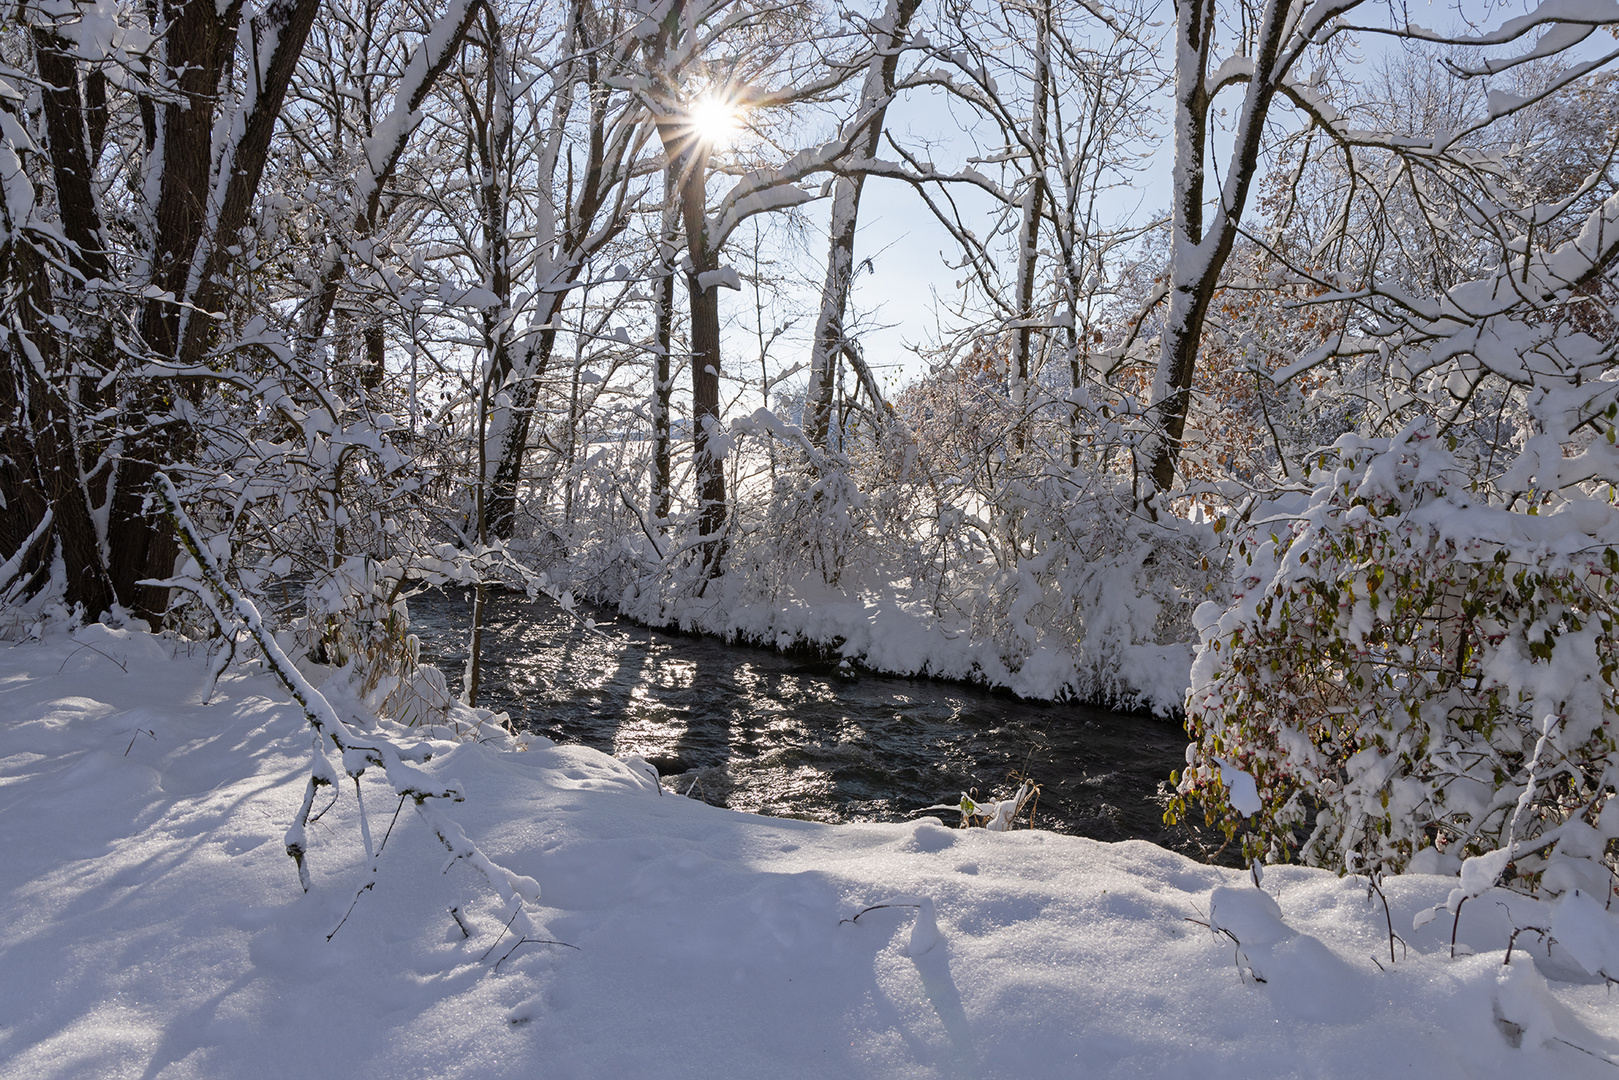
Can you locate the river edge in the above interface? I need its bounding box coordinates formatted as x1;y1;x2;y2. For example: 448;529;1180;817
422;581;1194;721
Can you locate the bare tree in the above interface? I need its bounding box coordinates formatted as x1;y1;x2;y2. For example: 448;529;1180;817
1143;0;1619;497
635;0;886;574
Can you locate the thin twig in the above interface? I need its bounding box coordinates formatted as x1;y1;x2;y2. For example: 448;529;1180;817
1503;924;1548;966
478;908;523;963
307;788;341;825
377;794;408;855
493;937;580;973
1552;1036;1619;1070
841;903;920;925
58;641;128;674
1365;873;1405;965
327;880;375;941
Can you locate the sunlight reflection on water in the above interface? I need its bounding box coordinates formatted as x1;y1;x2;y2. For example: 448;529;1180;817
409;589;1217;858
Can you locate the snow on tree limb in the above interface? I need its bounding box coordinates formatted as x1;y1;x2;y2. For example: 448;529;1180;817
296;0;487;352
150;474;543;934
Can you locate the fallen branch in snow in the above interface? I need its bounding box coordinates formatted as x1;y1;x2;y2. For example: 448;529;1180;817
123;727;155;757
1550;1039;1619;1072
151;473;547;945
841;897;941;956
493;936;579;974
840;903;921;925
326;792;409;941
479;906;578;972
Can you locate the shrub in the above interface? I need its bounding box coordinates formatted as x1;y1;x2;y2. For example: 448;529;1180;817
1169;420;1619;896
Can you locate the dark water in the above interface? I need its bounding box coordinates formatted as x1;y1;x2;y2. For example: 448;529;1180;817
408;589;1214;858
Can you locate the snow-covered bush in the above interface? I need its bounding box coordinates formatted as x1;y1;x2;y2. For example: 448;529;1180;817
762;465;866;591
1171;420;1619;895
942;470;1218;708
291;556;469;730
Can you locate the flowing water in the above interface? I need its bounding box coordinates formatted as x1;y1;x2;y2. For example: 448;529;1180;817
409;589;1216;858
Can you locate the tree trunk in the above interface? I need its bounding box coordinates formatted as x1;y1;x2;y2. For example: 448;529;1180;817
1008;1;1050;457
1146;0;1292;497
21;34;117;611
652;165;680;524
684;261;727;572
0;239;113;614
667;130;727;573
805;0;921;449
361;324;386;391
486;326;558;541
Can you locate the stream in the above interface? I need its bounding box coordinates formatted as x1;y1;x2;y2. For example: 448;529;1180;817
408;589;1215;858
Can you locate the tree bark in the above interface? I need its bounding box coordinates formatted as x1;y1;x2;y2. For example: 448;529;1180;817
1147;0;1292;497
652;164;680;524
805;0;921;449
0;236;113;614
1008;0;1050;457
486;326;558;540
33;32;109;285
664;124;727;572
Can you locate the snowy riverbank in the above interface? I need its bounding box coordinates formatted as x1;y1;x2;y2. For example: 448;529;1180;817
613;575;1197;715
3;625;1617;1079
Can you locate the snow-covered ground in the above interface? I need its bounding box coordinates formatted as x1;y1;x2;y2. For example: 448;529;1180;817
3;625;1617;1079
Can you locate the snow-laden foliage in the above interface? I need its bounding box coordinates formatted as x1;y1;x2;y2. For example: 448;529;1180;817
573;360;1223;711
1174;421;1619;897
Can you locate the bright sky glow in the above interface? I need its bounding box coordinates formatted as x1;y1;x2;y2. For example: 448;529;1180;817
689;92;744;149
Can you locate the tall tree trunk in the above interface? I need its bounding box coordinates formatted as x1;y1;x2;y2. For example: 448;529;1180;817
662;125;727;573
466;6;520;705
1146;0;1292;497
1008;0;1050;457
113;0;321;625
33;32;110;286
22;33;116;611
651;164;679;524
639;0;732;574
0;236;113;614
805;0;921;449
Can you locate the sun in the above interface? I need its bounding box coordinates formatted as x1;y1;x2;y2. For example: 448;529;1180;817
688;92;744;149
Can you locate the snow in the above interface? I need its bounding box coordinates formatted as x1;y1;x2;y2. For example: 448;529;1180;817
695;266;742;292
613;497;1207;715
1214;758;1263;817
1553;889;1619;981
4;626;1619;1078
